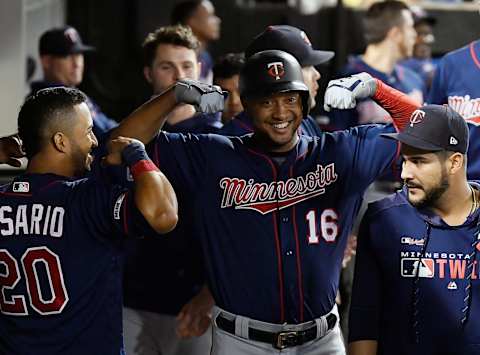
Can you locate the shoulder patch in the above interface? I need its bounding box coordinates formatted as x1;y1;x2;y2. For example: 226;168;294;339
113;193;126;220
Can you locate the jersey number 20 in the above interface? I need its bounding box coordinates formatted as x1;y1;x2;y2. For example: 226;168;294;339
0;247;68;316
306;209;339;244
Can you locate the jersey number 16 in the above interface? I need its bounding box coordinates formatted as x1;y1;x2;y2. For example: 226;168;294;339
305;209;339;244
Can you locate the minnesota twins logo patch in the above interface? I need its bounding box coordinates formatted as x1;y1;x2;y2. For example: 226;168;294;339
409;109;426;127
267;62;285;80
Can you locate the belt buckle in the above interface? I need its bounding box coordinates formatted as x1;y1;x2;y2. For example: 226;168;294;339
274;331;298;349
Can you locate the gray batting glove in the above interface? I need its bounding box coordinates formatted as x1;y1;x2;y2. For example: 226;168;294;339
174;79;226;114
323;72;377;112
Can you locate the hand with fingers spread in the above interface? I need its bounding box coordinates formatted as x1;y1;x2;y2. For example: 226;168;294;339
174;79;227;114
0;134;25;167
176;285;214;339
324;72;377;112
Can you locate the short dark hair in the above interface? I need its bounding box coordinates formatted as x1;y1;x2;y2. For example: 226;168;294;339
142;25;199;67
19;87;87;159
363;1;410;45
213;53;245;80
171;1;202;25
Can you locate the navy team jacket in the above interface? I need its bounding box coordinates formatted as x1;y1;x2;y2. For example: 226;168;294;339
350;187;480;354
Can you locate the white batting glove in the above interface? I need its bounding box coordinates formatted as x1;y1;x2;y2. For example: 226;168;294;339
323;72;377;112
174;79;226;114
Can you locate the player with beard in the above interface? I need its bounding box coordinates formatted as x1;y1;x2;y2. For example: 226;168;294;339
0;87;178;354
349;105;480;354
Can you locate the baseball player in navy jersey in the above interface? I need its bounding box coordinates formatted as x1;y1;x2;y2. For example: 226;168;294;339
109;49;419;354
122;25;222;355
428;39;480;180
330;1;424;132
0;87;178;354
349;105;480;355
220;25;330;137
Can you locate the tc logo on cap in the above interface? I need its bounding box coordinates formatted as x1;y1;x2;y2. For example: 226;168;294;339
300;31;312;46
409;109;426;127
267;62;285;80
64;28;80;44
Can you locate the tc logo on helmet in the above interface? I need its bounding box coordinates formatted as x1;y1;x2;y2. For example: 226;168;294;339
409;109;426;127
267;62;285;80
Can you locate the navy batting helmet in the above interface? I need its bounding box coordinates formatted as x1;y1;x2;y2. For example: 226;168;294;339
239;50;310;117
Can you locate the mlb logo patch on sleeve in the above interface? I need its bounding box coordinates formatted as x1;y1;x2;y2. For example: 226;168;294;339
13;182;30;193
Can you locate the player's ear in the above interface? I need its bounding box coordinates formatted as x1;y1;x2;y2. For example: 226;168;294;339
448;152;464;174
387;26;401;43
52;132;69;154
143;66;153;84
196;61;202;78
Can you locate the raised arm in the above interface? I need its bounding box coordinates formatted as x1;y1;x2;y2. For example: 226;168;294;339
324;72;420;131
104;136;178;234
110;79;225;144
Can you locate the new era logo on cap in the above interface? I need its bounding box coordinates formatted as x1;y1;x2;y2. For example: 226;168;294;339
267;62;285;80
450;136;458;145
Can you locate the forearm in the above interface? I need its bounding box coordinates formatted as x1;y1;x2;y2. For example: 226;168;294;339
348;340;378;355
134;169;178;234
372;79;420;131
111;88;177;144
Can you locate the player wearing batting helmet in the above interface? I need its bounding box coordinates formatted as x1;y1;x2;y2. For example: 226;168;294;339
220;25;330;137
108;49;420;354
349;105;480;355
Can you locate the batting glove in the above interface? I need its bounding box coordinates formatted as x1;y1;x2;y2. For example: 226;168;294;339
323;72;377;112
174;79;226;114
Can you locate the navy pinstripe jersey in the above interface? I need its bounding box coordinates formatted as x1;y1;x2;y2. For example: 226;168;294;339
147;124;398;324
350;188;480;354
0;173;152;355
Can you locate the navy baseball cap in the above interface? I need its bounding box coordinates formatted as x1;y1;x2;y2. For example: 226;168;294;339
245;25;334;67
381;105;469;154
39;26;95;56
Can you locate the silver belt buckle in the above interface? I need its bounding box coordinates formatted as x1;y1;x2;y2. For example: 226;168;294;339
274;331;298;349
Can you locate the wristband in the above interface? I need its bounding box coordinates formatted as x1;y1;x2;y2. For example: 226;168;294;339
130;160;159;180
121;141;149;166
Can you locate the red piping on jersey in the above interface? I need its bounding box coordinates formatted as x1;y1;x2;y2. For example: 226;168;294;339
0;191;32;197
123;191;129;235
470;41;480;70
246;148;285;323
290;165;305;322
153;139;161;169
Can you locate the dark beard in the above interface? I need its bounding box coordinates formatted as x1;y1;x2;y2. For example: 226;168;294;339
409;169;450;209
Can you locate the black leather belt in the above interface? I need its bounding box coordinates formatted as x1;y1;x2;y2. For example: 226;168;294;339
216;313;337;349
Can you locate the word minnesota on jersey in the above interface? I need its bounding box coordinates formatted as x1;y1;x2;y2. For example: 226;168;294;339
0;204;64;237
220;163;337;215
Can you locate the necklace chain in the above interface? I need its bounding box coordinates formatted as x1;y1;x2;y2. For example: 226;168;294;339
469;185;478;216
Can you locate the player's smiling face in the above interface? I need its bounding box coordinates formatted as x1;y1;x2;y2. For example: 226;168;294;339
246;91;303;152
70;103;98;176
401;145;450;208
